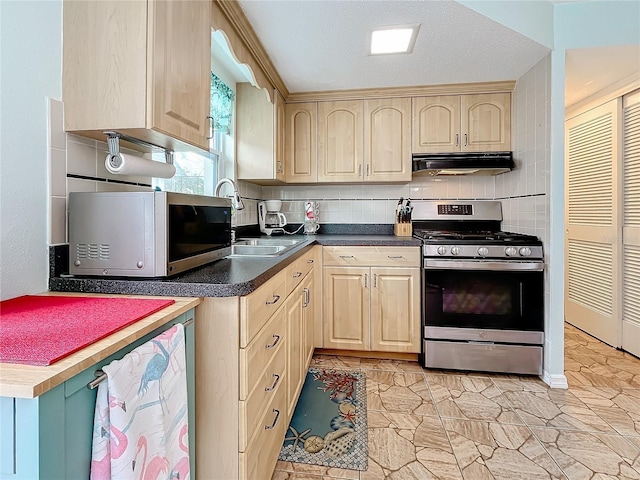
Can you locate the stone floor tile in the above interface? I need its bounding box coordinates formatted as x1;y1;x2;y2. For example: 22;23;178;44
627;436;640;450
569;386;640;436
532;426;640;479
564;324;640;389
359;358;424;374
501;387;617;433
366;370;438;416
311;355;363;370
443;418;566;479
426;374;523;424
364;412;462;480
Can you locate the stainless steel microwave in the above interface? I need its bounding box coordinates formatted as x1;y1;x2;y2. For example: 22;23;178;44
68;191;232;277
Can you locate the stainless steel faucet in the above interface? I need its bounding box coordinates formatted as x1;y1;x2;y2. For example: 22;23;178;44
214;178;245;211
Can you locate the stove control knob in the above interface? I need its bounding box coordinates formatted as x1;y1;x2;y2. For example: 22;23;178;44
519;247;532;257
451;247;461;256
505;247;518;257
477;247;489;257
437;246;448;256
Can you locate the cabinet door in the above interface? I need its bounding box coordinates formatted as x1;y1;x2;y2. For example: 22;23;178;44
274;89;287;182
364;98;412;182
412;96;461;153
286;290;304;418
460;93;511;152
317;100;364;182
285;103;318;183
150;0;211;150
323;267;370;350
236;83;279;182
302;274;315;367
370;268;421;353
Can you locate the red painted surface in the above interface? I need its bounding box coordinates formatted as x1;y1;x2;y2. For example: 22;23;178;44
0;296;175;366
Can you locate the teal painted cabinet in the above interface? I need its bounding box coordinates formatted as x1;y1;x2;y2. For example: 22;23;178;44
0;309;196;480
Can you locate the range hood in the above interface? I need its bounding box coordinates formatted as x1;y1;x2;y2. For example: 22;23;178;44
412;151;514;176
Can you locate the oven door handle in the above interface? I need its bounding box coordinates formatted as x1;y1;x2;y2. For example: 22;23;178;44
424;259;544;271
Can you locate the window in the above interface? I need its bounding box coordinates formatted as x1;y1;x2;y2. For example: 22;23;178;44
153;73;235;195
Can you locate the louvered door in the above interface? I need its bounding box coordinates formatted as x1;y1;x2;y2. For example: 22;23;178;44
565;99;621;347
622;89;640;357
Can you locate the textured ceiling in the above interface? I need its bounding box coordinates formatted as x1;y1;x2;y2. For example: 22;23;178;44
237;0;551;93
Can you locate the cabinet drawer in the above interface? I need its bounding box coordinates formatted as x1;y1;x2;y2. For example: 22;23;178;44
239;383;287;480
323;246;420;267
239;340;286;452
285;249;315;296
239;306;286;400
240;268;287;347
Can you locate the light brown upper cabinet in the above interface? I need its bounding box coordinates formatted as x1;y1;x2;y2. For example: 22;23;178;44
63;0;212;152
412;93;511;154
364;98;412;182
317;100;364;182
285;103;317;183
317;98;411;183
236;85;286;184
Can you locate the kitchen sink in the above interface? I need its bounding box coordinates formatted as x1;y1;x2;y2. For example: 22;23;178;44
229;238;303;257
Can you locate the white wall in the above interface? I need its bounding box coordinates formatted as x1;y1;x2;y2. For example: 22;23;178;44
0;1;62;300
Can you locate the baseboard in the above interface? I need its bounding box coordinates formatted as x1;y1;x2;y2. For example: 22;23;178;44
314;348;418;362
541;371;568;389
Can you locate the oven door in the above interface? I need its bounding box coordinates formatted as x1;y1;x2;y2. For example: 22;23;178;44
423;259;544;344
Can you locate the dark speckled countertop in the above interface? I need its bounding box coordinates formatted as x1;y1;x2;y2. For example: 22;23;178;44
49;234;421;298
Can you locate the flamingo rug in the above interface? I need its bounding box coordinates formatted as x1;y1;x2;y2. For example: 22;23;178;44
278;368;368;471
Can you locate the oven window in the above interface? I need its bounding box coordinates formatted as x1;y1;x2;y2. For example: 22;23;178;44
169;204;231;262
425;270;544;331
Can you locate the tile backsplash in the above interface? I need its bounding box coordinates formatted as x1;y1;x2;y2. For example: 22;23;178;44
47;98;153;245
263;176;496;224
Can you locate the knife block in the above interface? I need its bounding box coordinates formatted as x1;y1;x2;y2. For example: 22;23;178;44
394;222;412;237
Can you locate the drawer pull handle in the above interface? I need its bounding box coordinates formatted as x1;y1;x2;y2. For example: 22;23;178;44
364;273;368;288
303;287;310;307
388;255;403;259
307;259;314;263
293;272;302;278
265;373;281;392
373;273;377;288
266;294;280;305
265;334;281;349
265;409;280;430
339;255;354;259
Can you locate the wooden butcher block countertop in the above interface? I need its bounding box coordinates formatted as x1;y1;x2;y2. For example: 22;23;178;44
0;293;201;399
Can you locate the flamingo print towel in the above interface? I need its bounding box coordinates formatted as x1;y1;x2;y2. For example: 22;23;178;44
90;323;190;480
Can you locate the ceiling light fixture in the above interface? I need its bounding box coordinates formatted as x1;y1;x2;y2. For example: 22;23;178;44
370;25;420;55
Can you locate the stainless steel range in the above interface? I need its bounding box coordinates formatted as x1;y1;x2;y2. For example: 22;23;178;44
412;201;544;375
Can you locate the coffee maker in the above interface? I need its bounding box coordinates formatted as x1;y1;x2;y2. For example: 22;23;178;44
258;200;287;235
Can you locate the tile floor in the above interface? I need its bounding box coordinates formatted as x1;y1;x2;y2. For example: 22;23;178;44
271;323;640;479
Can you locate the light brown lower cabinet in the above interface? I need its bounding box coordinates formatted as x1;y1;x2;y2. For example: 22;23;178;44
195;247;316;479
322;246;421;353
